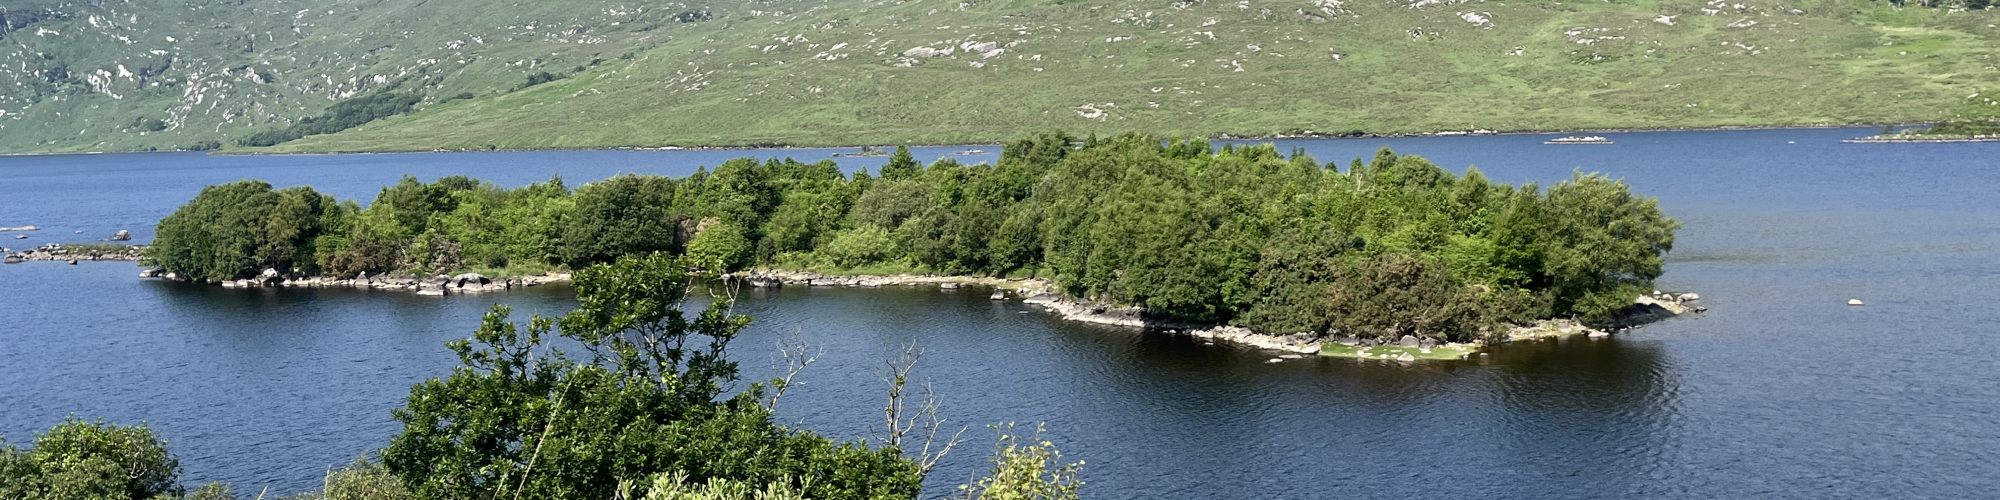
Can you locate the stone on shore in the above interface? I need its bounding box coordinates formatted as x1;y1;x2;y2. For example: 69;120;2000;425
452;273;490;286
1398;335;1419;347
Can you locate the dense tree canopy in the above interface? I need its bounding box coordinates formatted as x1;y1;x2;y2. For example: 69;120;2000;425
151;133;1679;340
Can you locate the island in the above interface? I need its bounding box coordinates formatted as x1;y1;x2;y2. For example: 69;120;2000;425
1844;120;2000;143
138;133;1690;360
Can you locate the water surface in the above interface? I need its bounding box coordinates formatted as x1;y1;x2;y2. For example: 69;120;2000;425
3;129;1997;499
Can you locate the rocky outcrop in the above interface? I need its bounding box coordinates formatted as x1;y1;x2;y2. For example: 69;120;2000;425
111;230;132;241
3;243;145;263
155;270;570;295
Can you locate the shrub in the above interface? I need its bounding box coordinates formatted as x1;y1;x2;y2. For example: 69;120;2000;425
0;417;181;500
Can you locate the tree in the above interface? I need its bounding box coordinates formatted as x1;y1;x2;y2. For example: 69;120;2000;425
1325;253;1492;343
0;417;181;500
382;254;920;500
1539;172;1679;321
685;222;753;272
880;146;920;181
562;174;679;267
147;180;335;281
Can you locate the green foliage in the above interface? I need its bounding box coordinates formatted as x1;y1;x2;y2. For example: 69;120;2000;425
686;222;753;272
382;253;920;500
880;146;920;181
951;424;1082;500
0;417;181;500
1539;172;1679;321
1324;253;1493;343
156;133;1676;336
563;174;678;267
147;180;338;281
238;92;422;147
818;225;900;268
270;459;412;500
623;471;806;500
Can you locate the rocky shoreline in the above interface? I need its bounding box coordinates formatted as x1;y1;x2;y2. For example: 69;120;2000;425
743;270;1702;360
4;243;146;264
138;267;572;295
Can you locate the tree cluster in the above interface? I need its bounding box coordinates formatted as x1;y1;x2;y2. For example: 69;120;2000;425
237;92;422;147
149;133;1678;340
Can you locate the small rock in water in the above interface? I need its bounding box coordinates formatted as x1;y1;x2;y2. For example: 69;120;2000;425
1266;358;1284;363
1588;330;1610;338
1848;298;1864;306
1396;352;1416;362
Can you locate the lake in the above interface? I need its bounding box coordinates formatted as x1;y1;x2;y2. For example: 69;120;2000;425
3;130;1998;499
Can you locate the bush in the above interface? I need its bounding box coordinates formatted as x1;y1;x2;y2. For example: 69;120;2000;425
685;222;752;272
146;181;338;281
0;417;181;500
818;226;898;269
951;424;1082;500
382;254;920;500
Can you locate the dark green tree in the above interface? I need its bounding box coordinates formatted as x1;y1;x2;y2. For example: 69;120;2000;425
879;146;920;180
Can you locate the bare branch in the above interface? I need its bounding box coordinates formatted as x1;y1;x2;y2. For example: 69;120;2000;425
766;326;822;411
879;339;964;480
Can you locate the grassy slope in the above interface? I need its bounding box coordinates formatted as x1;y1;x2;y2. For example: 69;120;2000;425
5;0;1998;153
266;0;2000;151
0;0;697;153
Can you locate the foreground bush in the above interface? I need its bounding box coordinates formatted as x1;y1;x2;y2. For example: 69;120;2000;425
383;253;921;500
0;417;181;500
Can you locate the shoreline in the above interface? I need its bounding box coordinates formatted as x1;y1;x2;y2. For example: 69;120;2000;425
742;269;1702;361
117;264;1700;360
1;123;1914;157
138;267;572;295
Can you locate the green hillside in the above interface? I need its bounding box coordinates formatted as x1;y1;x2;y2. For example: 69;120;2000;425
4;0;1998;153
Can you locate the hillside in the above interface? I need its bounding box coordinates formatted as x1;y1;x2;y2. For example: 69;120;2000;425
4;0;1998;153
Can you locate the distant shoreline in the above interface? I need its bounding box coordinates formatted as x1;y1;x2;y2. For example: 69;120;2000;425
0;123;1925;158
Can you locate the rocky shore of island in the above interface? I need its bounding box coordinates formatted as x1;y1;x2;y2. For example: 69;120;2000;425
737;270;1702;360
3;243;146;264
138;266;572;295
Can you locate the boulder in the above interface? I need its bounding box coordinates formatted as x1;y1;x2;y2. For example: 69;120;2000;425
112;230;131;241
901;46;945;58
260;268;281;279
939;282;960;290
1677;293;1700;302
66;259;77;265
5;255;23;264
139;269;160;278
452;273;490;286
1418;337;1437;349
990;290;1007;300
1398;335;1419;347
1396;352;1416;362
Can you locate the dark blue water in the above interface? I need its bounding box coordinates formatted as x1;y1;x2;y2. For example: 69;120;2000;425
4;130;1998;499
